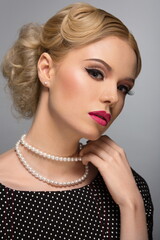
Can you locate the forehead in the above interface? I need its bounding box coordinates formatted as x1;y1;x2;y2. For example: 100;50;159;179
59;36;137;78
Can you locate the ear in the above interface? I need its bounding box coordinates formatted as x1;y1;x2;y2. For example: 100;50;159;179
37;53;55;88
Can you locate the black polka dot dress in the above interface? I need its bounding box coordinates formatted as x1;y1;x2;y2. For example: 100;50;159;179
0;170;153;239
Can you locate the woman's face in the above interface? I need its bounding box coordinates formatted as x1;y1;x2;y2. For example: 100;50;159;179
48;36;137;140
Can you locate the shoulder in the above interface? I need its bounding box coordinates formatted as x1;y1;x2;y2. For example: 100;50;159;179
0;149;20;186
132;169;153;216
0;149;16;169
131;168;151;195
132;169;153;238
131;168;153;205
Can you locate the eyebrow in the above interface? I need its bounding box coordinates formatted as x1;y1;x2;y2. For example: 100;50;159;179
84;58;135;83
84;58;112;71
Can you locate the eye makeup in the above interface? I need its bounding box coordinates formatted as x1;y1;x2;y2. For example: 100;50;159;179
85;67;104;80
83;58;135;95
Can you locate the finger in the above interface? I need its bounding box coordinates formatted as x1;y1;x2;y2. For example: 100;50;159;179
82;153;106;172
100;135;119;148
80;142;108;161
100;135;126;156
86;135;117;152
82;136;130;169
80;141;125;172
81;138;119;159
92;136;130;169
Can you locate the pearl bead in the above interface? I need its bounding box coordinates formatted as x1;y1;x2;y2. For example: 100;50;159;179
20;134;82;162
15;140;89;187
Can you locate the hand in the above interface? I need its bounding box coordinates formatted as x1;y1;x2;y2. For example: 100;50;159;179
80;135;142;207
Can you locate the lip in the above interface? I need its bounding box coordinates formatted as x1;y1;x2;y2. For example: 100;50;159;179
88;111;111;126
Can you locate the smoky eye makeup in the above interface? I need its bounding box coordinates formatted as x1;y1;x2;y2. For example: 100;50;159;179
118;84;135;96
85;67;105;80
84;60;135;95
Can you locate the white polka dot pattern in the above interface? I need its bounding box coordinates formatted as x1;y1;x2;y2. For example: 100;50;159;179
0;170;153;239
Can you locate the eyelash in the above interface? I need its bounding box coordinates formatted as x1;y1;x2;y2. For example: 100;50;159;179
117;85;134;95
85;67;134;96
85;68;104;80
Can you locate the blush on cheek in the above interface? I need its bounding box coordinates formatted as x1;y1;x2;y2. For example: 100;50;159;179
57;71;88;99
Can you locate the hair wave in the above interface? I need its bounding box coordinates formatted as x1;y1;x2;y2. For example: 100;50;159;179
1;3;141;118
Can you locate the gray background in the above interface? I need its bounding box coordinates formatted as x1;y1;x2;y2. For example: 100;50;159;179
0;0;159;238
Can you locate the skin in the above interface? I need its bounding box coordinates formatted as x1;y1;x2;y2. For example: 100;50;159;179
0;36;148;239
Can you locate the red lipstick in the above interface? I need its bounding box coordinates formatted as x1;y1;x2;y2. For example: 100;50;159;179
88;111;111;126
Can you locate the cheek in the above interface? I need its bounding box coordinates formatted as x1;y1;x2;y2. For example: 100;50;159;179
54;70;90;101
113;96;125;118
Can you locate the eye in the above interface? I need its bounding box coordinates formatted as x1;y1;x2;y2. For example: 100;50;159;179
118;85;133;95
85;68;104;80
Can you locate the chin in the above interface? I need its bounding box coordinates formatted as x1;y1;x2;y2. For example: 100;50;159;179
80;127;105;141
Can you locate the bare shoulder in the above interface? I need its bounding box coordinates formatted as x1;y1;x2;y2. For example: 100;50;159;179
0;149;16;169
0;148;23;187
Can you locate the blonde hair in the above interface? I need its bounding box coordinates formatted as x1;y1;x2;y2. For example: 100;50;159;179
1;2;141;118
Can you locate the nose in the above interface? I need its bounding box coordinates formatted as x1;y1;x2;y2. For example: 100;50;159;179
100;81;119;106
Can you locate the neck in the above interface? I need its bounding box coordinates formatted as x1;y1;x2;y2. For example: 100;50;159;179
27;102;82;157
27;123;80;158
24;101;84;178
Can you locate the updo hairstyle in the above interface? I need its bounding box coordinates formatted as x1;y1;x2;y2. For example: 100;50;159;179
1;3;141;118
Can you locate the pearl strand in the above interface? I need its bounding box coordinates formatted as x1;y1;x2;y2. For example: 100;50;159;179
20;135;82;162
15;140;89;187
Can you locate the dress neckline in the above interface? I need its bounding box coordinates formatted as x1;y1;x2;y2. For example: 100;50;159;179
0;172;100;194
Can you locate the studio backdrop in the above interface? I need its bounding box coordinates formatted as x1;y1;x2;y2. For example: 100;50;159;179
0;0;159;239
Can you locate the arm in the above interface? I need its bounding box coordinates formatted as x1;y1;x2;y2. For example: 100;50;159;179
80;135;148;240
120;194;148;240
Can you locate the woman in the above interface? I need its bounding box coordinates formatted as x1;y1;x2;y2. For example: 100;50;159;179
0;2;153;239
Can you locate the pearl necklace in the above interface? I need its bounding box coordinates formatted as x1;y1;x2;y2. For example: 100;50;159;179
20;134;82;162
15;140;89;187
